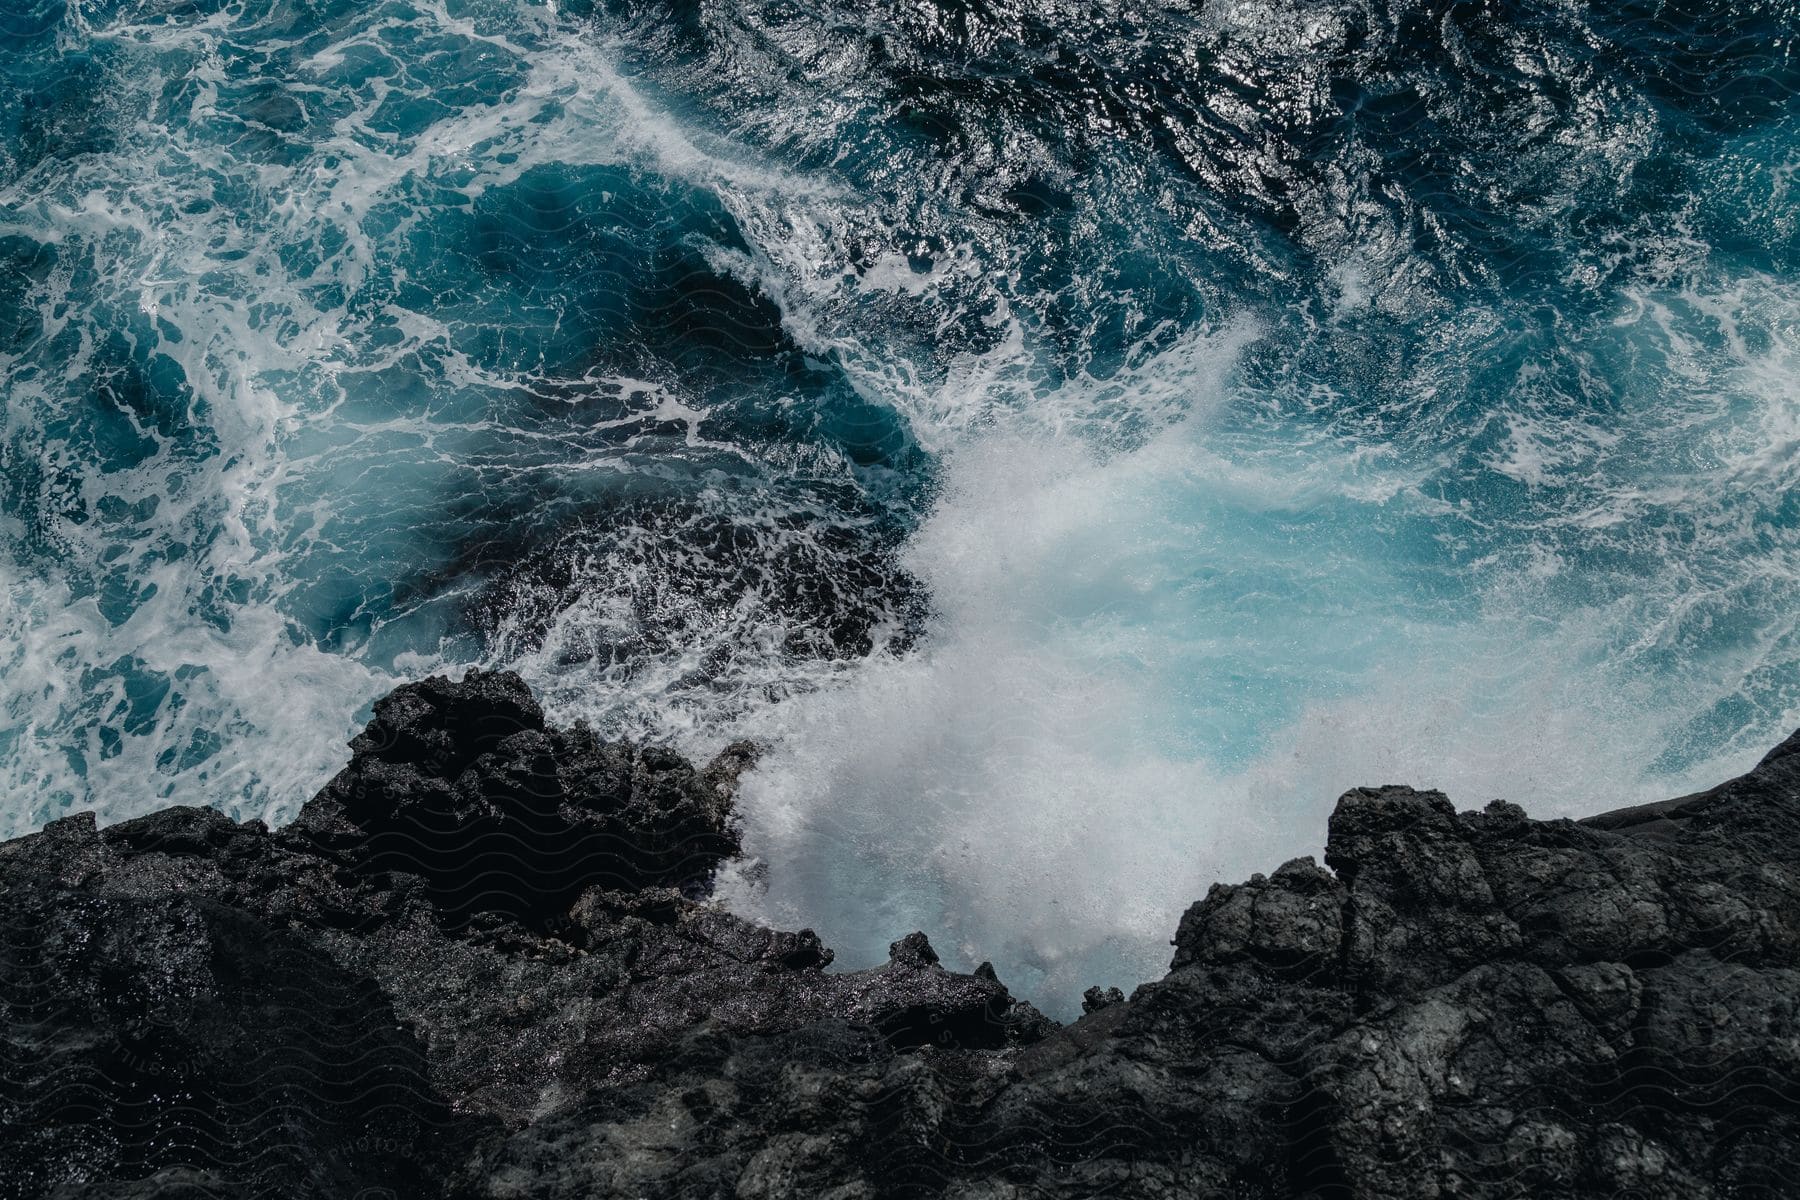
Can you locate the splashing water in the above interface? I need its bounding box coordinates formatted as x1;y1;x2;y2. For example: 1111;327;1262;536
4;0;1799;1012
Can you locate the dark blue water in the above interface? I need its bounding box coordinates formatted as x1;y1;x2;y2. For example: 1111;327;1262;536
3;0;1797;1009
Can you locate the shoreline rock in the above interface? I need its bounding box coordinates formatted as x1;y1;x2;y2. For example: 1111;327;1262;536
3;671;1796;1197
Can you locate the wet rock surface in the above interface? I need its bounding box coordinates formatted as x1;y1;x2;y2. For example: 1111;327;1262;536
3;672;1797;1198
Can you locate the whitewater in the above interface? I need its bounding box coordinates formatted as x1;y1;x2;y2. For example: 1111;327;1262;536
3;0;1798;1012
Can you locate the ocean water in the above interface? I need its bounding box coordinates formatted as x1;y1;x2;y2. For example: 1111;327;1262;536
3;0;1798;1012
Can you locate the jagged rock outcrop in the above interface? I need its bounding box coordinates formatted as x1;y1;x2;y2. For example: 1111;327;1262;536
293;670;745;920
3;671;1797;1198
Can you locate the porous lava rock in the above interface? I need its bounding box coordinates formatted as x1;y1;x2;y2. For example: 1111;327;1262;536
4;672;1797;1198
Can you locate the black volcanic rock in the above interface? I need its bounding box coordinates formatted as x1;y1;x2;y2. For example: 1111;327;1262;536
0;838;463;1200
292;669;745;922
3;670;1798;1198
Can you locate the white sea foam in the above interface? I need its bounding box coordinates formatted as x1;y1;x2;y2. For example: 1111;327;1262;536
710;269;1800;1013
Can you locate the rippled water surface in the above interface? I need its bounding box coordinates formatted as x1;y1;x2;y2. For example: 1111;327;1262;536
4;0;1798;1009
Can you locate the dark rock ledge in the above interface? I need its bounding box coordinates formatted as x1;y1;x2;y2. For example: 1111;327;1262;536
3;671;1797;1199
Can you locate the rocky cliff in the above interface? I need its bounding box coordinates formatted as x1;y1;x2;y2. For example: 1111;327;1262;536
3;671;1796;1198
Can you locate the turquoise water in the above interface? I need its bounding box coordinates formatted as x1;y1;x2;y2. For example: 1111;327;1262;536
3;0;1798;1010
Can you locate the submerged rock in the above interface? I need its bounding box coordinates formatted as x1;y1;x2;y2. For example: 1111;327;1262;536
2;670;1797;1198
